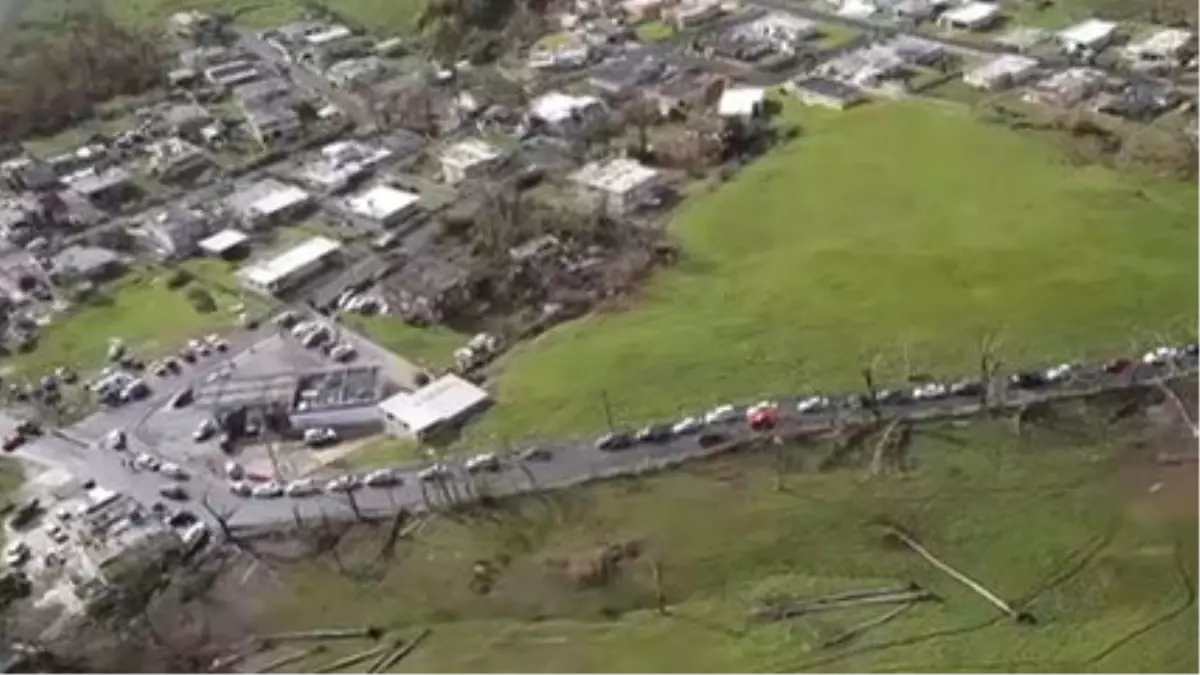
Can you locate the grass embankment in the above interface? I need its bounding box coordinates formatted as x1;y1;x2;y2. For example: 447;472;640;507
262;413;1198;672
470;101;1197;442
343;314;465;372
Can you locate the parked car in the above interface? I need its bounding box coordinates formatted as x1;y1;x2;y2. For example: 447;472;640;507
595;432;633;451
519;446;552;462
170;388;194;409
159;485;188;501
224;461;245;480
1183;344;1198;358
181;522;210;552
160;463;188;480
671;417;703;436
1009;371;1047;389
330;343;356;362
464;453;500;474
251;482;284;499
303;428;339;448
228;481;252;497
704;404;737;425
1103;357;1132;374
634;424;672;444
1044;363;1074;383
5;542;30;567
194;419;217;442
746;402;778;431
325;475;361;493
44;523;68;544
796;396;830;413
2;432;24;452
105;429;126;451
948;379;984;397
418;464;451;482
364;469;403;487
273;311;298;328
911;383;947;401
166;511;198;528
134;453;161;471
285;479;319;497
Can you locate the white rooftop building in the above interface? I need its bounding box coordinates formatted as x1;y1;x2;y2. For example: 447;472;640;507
1057;19;1118;53
294;139;394;193
963;54;1039;90
239;236;342;295
937;1;1001;30
1122;28;1195;65
439;139;506;184
717;87;766;118
378;374;492;439
529;91;606;135
570;157;664;216
341;184;421;228
198;228;250;258
305;24;354;46
225;179;313;228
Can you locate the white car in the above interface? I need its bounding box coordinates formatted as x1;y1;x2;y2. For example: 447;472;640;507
303;428;339;447
911;384;947;401
224;461;245;480
418;464;451;483
671;417;703;435
1142;346;1177;365
291;321;315;338
160;463;188;480
134;453;161;471
465;453;500;474
5;542;30;567
105;429;126;451
285;479;319;497
796;396;830;413
229;481;252;497
251;482;284;499
325;475;361;493
330;344;356;362
181;522;210;551
1044;363;1073;383
194;419;217;442
704;404;737;425
363;469;402;487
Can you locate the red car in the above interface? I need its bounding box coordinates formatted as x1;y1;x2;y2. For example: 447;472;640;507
747;403;779;431
2;432;24;452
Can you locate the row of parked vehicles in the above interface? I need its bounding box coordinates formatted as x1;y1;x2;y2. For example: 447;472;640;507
273;312;357;362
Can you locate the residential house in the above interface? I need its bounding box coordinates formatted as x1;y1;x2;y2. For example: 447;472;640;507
1093;80;1182;120
198;229;250;259
1024;67;1106;107
963;54;1039;90
528;91;607;136
717;87;766;119
238;236;342;296
588;52;668;98
671;0;724;28
339;184;423;230
64;166;137;210
787;76;867;109
143;207;211;259
225;178;314;229
439;139;506;184
1057;19;1119;55
232;76;293;109
570;157;665;216
623;0;674;21
52;246;123;282
146;137;210;182
327;57;389;89
937;2;1001;30
650;68;727;117
1122;28;1195;69
160;103;212;139
245;106;302;147
731;12;819;53
378;374;492;440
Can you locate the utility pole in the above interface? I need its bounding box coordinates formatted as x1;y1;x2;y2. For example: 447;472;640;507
600;390;615;432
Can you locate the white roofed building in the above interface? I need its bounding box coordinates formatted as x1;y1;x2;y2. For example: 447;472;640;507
225;178;314;229
937;2;1001;30
963;54;1039;90
570;157;664;216
199;228;250;258
378;374;492;439
528;91;607;136
238;236;342;295
717;87;766;118
1122;28;1195;66
340;184;422;229
1057;19;1118;54
439;139;506;184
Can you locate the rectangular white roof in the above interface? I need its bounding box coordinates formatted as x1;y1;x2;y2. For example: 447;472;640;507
570;157;659;195
343;184;421;221
250;184;310;218
530;91;601;124
942;1;1000;25
305;24;353;45
198;228;249;254
1058;19;1117;47
718;87;766;117
378;374;490;435
1126;28;1195;57
240;236;340;288
440;139;503;168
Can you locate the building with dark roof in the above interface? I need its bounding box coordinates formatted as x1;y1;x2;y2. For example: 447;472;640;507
788;76;867;109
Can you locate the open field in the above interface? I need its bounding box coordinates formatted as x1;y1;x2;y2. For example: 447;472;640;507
325;0;426;34
2;267;260;379
635;20;676;43
104;0;303;29
257;394;1198;672
467;100;1197;442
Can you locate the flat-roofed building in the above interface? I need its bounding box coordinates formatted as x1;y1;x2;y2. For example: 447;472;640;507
199;228;250;259
1057;18;1119;54
225;178;313;229
528;91;607;136
963;54;1039;90
439;139;506;184
378;374;492;439
788;76;867;109
937;1;1001;30
340;184;422;229
238;236;342;295
570;157;664;216
1122;28;1195;67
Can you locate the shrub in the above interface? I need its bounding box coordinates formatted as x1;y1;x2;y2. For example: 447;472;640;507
186;288;216;314
165;269;194;290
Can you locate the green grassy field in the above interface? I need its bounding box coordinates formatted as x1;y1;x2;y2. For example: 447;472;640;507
467;101;1197;443
634;20;676;43
3;267;257;379
328;0;426;34
261;409;1198;672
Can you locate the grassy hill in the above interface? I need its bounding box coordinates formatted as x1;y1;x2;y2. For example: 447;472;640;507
470;101;1198;442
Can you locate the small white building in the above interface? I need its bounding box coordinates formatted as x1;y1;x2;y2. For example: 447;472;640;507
198;228;250;259
937;1;1001;30
717;87;766;118
238;236;342;295
672;0;724;27
1122;28;1195;66
439;139;506;184
225;179;313;229
962;54;1039;90
1057;19;1118;54
341;184;422;229
378;374;492;439
529;91;607;136
570;157;663;216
